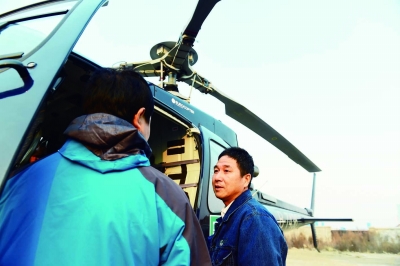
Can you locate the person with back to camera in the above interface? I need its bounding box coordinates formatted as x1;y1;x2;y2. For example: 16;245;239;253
0;68;211;265
208;147;288;266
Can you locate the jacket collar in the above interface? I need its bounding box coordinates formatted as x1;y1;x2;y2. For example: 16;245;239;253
59;139;150;173
64;113;152;160
222;190;253;222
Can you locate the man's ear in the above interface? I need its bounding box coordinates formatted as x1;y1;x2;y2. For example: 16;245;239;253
244;173;251;189
132;107;146;130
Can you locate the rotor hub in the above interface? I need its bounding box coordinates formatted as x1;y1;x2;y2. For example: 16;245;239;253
150;41;198;66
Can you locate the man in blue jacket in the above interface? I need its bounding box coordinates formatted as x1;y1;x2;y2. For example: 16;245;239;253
0;68;211;265
208;147;287;266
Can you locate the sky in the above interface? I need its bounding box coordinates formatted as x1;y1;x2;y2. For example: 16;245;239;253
73;0;400;228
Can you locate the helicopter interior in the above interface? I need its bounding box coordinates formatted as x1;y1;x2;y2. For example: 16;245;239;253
11;52;202;208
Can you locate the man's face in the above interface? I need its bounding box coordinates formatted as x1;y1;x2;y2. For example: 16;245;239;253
213;155;250;206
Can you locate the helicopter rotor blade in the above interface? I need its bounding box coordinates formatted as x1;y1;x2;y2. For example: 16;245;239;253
182;0;221;42
180;72;321;173
167;0;221;71
211;87;321;173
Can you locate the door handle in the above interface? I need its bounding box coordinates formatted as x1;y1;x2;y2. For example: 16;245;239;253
0;59;34;99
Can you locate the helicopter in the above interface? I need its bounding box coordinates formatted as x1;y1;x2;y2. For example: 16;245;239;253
0;0;352;252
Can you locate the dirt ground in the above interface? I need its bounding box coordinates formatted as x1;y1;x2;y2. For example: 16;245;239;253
287;248;400;266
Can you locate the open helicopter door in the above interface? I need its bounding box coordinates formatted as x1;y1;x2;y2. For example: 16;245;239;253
0;0;108;189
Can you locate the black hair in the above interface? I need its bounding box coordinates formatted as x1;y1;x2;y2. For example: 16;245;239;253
83;68;154;123
219;147;255;182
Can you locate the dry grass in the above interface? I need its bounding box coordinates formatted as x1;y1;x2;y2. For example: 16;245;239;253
284;230;400;254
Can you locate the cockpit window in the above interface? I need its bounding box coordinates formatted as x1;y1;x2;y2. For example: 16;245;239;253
0;1;77;59
208;140;227;213
0;16;63;58
0;1;43;16
0;1;76;21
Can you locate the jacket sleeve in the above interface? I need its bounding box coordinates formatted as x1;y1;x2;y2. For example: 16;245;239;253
238;213;288;266
139;167;211;266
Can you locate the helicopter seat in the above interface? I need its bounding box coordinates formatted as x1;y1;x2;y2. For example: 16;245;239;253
162;135;200;207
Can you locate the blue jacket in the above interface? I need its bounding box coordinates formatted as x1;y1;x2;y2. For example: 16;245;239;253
208;190;287;266
0;113;211;266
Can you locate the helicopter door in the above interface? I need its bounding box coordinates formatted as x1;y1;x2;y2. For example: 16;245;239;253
0;0;107;188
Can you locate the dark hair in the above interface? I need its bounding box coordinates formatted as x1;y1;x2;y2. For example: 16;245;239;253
83;68;154;123
218;147;254;178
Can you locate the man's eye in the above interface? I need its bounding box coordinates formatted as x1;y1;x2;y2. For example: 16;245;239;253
213;169;218;173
